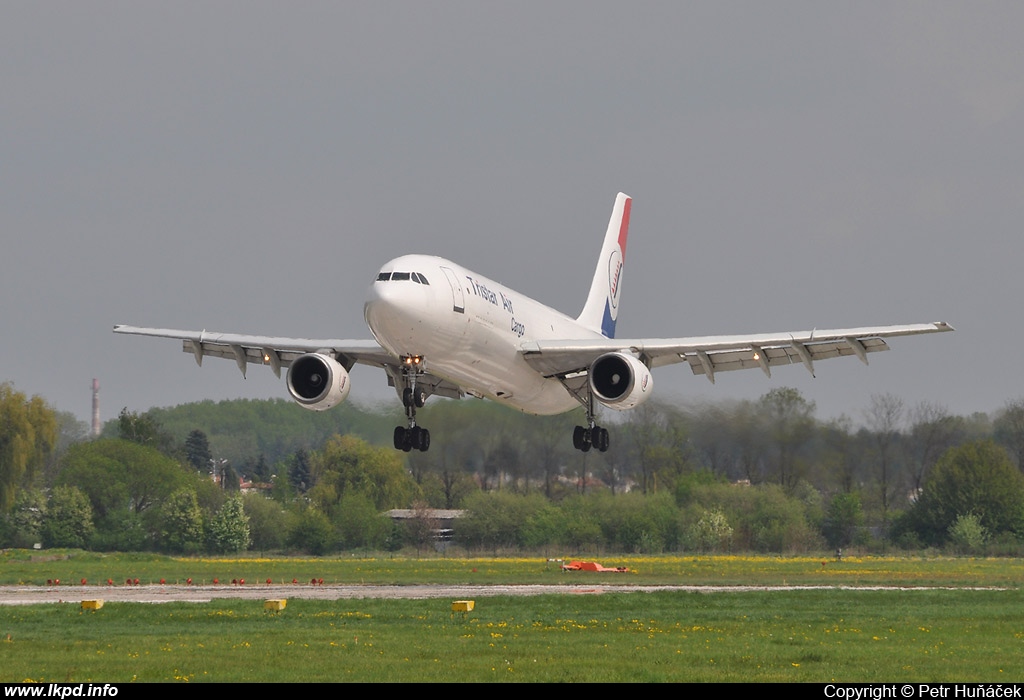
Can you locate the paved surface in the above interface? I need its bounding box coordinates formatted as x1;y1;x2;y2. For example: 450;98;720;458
0;583;991;605
0;584;723;604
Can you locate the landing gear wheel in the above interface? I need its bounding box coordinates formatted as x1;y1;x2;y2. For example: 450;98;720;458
402;387;427;408
394;425;430;452
572;426;588;450
572;424;608;452
573;425;593;452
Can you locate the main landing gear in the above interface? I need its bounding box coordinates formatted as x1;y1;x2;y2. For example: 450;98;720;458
393;355;430;452
570;388;609;453
394;424;429;452
572;424;609;452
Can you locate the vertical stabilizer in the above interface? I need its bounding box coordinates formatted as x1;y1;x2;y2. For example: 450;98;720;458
577;192;632;338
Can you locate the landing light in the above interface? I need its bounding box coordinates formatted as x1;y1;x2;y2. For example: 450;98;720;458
752;352;760;360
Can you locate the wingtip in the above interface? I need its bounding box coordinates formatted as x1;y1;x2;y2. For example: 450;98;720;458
934;321;955;332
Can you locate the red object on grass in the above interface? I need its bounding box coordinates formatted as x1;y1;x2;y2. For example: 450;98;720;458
561;561;629;573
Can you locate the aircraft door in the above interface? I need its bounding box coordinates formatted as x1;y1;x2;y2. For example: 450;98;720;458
440;266;465;314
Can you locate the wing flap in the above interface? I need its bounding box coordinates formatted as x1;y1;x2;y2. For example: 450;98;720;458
182;340;310;372
685;337;889;378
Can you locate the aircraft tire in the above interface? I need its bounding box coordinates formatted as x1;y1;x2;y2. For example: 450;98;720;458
572;426;587;450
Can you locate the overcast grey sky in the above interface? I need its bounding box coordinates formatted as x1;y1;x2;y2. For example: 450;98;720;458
2;2;1020;427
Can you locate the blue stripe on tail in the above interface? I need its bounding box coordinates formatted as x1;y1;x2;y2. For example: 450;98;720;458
601;301;616;338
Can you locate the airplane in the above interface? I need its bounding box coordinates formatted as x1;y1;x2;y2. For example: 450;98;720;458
114;192;953;453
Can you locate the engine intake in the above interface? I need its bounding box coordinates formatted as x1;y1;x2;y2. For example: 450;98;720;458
589;352;653;410
286;353;351;411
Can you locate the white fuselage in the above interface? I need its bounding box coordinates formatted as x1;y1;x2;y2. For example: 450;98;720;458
363;254;602;415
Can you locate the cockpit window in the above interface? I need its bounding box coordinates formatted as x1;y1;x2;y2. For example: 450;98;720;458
377;271;429;284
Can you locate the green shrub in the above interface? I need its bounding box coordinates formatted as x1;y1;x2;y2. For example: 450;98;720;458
287;508;335;555
41;486;94;549
685;508;733;552
159;489;204;554
947;513;987;554
206;495;251;553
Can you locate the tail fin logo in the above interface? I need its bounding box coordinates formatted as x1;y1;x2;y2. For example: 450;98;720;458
607;248;623;312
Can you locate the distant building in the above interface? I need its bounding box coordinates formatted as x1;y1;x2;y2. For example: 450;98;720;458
385;508;465;543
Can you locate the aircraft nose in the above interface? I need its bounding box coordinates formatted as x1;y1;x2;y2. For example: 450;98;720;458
363;281;394;329
364;278;423;349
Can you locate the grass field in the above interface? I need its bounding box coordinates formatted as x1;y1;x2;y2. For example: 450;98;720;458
2;590;1021;682
2;549;1022;587
2;551;1022;682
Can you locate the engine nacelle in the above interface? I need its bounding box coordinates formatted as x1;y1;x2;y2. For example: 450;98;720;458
589;352;653;411
286;353;351;411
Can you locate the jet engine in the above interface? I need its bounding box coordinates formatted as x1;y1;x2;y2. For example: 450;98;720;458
589;352;653;410
286;353;351;411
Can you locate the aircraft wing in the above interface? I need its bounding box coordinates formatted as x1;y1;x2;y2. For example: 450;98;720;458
519;321;954;384
111;325;465;400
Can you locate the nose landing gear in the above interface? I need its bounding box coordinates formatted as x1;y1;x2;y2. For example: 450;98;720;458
394;355;430;452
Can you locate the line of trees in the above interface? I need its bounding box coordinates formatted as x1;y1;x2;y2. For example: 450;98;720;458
3;380;1024;555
